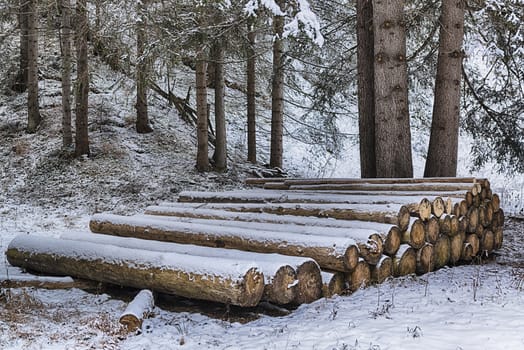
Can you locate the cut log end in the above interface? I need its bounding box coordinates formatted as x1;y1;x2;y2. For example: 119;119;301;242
346;260;371;291
393;245;416;277
321;271;347;298
263;265;297;305
416;243;434;275
433;235;451;270
370;255;393;284
432;197;446;218
382;226;401;256
294;261;322;304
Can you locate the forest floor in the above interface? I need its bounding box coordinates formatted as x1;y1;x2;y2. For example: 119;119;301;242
1;53;524;349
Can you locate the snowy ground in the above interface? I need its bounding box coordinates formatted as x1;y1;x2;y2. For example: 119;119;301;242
2;39;524;349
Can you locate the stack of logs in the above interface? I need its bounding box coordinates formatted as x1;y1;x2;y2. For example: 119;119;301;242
6;177;504;309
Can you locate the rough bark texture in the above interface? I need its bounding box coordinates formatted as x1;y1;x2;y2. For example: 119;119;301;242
6;235;265;307
373;0;413;178
60;0;73;147
357;0;376;178
247;21;257;163
13;0;29;92
270;0;285;169
196;46;209;171
212;42;227;171
26;0;40;133
74;0;90;156
135;1;153;134
424;0;465;177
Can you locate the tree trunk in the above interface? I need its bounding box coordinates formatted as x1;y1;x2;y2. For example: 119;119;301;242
373;0;413;178
357;0;376;178
196;46;209;171
135;1;153;134
424;0;465;177
75;0;90;156
60;0;72;148
13;0;29;92
211;42;227;171
270;0;285;169
6;235;265;307
247;21;257;163
89;213;360;272
26;0;40;133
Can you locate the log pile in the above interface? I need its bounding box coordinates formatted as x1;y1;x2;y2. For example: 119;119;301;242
5;177;504;310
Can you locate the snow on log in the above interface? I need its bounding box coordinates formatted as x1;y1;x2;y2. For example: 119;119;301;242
433;235;451;270
346;259;371;291
392;244;416;277
137;215;383;266
62;232;321;305
370;255;393;284
89;213;358;272
150;202;411;231
0;274;93;290
119;289;154;332
245;176;485;186
6;235;265;307
286;182;481;194
321;271;346;298
416;243;434;275
402;218;426;249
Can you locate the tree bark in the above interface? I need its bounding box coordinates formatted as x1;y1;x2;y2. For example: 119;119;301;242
26;0;40;133
60;0;72;147
196;45;209;171
74;0;90;156
211;41;227;171
135;0;153;134
270;0;285;169
13;0;29;92
7;235;265;307
424;0;465;177
247;20;257;163
373;0;413;178
357;0;376;178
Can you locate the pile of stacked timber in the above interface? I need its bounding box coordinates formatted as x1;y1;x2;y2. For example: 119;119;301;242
5;177;504;310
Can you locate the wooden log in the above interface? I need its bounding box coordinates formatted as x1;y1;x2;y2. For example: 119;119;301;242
62;232;320;305
404;198;432;221
449;215;459;236
473;194;481;208
449;231;465;266
119;289;154;332
465;233;480;258
439;215;452;235
146;205;401;258
493;227;503;250
402;218;426;249
346;259;371;291
148;202;412;231
459;199;469;216
392;245;417;277
264;182;290;190
416;243;434;275
475;224;484;239
245;177;286;186
467;207;479;233
431;197;446;218
6;235;265;307
433;235;451;270
465;191;474;208
370;255;393;284
484;201;494;225
287;182;480;193
321;271;347;298
281;177;481;186
479;230;495;257
458;216;469;233
461;243;475;262
0;275;95;290
425;216;440;245
89;214;358;272
492;208;504;229
491;193;500;212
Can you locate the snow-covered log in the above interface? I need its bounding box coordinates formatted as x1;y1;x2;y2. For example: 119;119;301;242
89;214;359;272
62;232;321;305
136;215;383;266
6;235;265;307
370;255;393;283
119;290;154;332
148;202;412;230
402;218;426;249
392;244;416;277
286;182;481;194
416;243;434;275
0;274;93;290
321;271;346;297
